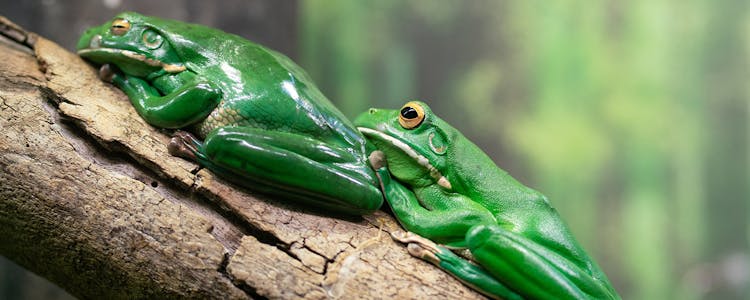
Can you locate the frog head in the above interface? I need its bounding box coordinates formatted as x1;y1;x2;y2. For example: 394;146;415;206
77;12;187;78
355;101;464;191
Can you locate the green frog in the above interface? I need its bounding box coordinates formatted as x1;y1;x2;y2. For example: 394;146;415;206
355;101;620;299
77;12;618;299
77;12;383;214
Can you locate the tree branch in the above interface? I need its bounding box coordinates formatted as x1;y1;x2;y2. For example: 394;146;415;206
0;15;485;299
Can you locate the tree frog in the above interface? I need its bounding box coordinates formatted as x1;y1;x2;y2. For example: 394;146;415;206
355;101;620;299
76;12;383;214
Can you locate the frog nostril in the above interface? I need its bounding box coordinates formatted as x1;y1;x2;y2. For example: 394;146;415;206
90;35;101;48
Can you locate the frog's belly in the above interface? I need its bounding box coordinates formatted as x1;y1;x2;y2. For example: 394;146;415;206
194;106;250;138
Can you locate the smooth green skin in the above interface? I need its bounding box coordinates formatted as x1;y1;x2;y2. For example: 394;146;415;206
355;101;620;300
76;12;382;215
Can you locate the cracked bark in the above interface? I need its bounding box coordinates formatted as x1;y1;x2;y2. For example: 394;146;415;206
0;16;486;299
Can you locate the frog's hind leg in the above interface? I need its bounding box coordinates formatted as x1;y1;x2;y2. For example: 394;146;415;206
187;126;383;214
168;130;242;181
466;224;618;300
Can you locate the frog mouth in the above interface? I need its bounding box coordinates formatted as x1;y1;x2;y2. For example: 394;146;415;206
358;127;452;190
77;35;186;73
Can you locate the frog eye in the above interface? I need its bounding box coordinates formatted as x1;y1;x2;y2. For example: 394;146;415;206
110;18;131;36
398;101;425;129
142;29;163;49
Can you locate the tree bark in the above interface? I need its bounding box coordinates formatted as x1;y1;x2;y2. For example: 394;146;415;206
0;16;485;299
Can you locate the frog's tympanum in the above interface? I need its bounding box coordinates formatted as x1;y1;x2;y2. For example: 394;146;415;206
77;12;383;214
355;101;620;300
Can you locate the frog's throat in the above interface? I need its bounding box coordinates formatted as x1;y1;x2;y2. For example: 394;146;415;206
77;48;186;73
358;127;452;190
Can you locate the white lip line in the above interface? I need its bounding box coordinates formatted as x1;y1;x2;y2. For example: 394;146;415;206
358;127;452;190
77;48;186;73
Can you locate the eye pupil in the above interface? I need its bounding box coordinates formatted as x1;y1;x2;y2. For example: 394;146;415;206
110;18;130;35
398;101;425;129
400;107;418;119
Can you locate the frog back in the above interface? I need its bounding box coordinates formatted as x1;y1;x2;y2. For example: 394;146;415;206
446;133;600;272
151;19;362;147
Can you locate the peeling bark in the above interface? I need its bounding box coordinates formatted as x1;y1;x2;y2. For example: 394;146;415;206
0;16;486;299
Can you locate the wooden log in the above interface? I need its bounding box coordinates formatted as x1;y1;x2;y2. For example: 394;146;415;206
0;16;485;299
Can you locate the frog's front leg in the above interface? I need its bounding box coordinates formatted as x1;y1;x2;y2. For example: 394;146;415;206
372;161;518;299
112;71;221;128
170;127;383;215
467;224;618;300
370;158;495;246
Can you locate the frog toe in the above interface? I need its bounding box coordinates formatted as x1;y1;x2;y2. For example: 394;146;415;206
168;130;202;161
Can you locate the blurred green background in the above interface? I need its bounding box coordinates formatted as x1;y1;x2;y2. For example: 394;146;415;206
1;0;748;299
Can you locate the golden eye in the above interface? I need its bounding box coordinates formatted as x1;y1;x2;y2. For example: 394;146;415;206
110;18;131;36
398;101;425;129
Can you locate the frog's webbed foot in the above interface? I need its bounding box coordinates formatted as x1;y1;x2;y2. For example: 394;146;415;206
168;130;202;161
391;230;441;265
391;230;521;300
